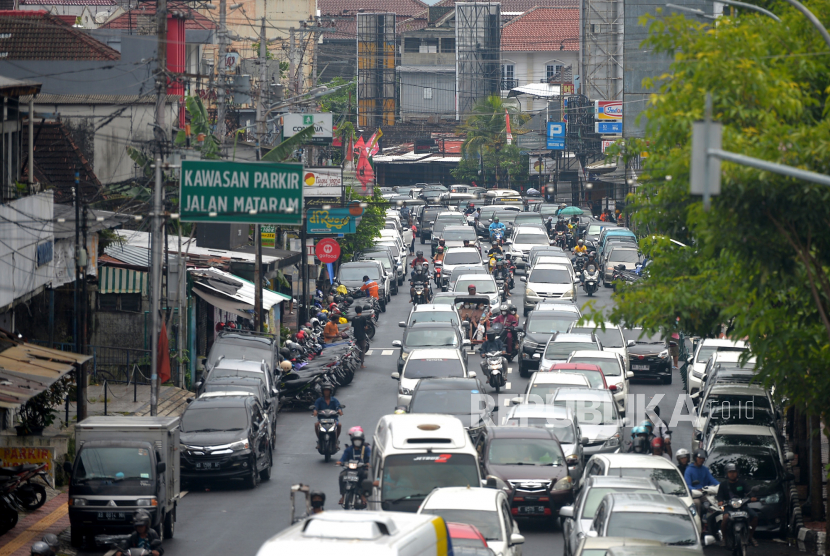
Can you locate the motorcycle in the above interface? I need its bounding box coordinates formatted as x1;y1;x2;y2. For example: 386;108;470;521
313;407;344;462
0;462;51;510
107;537;163;556
555;231;567;249
495;276;508;302
340;460;368;510
480;351;506;392
710;487;757;556
0;478;19;535
490;228;505;246
433;261;443;287
411;281;429;305
572;252;586;275
583;264;600;297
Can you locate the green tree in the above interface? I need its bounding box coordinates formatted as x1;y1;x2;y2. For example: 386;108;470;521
588;4;830;426
338;186;389;262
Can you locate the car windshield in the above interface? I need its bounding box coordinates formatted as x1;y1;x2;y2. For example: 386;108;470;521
74;447;153;482
403;358;464;379
376;242;401;257
340;266;380;281
606;512;697;546
581;488;656;519
410;311;458;326
697;345;745;363
422;509;502;541
608;250;640;264
494;213;518;223
587;225;605;236
707;408;777;428
530;383;586;401
211;369;266;387
436;216;466;226
558;370;604;388
515;233;549;245
514;214;543;224
609;468;688;496
208;344;270;368
553;399;616;425
505;419;576;444
404;329;459;348
455;279;496;294
381;454;480;503
181;407;248;432
709;451;780;481
445;252;482;265
529;268;572;283
569;357;621;377
527;314;580;334
363;255;392;270
570;326;624;348
701;394;772;415
545;341;597;359
410;390;485;414
710;434;777;451
623;328;664;345
488;438;564;466
442;229;477;241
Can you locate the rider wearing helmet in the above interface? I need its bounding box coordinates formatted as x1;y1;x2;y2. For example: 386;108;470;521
115;510;162;556
479;328;507;381
574;238;588;255
410;263;432;303
312;383;342;446
492;304;519;352
685;449;719;490
30;543;51;556
279;360;293;374
309;490;326;514
411;250;428;268
629;426;649;454
41;534;59;556
433;245;446;263
554;216;568;233
337;426;372;506
717;463;759;546
489;216;505;243
464;201;476;216
676;448;691;475
650;437;667;458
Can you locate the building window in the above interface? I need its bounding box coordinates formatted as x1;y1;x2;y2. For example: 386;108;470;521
98;293;142;313
501;64;516;90
404;38;421;53
420;38;438;53
440;37;455;52
424;87;433;100
546;64;563;82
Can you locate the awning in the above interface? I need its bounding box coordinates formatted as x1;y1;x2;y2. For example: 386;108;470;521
189;268;290;317
99;267;148;294
507;83;561;98
192;287;254;319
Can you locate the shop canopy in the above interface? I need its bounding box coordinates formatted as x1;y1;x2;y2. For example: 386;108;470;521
190;267;290;319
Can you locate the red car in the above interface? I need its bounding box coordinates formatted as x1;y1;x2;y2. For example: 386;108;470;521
547;363;613;390
447;521;489;549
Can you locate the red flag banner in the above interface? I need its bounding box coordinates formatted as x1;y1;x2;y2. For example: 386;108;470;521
505;109;513;146
356;150;374;194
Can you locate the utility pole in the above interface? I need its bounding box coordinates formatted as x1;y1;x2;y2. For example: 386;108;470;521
215;0;228;149
150;0;168;416
289;27;296;96
253;15;266;332
73;177;86;422
312;26;319;89
79;202;88;422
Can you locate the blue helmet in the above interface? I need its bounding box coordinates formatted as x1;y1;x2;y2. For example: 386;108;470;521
631;425;647;437
640;420;654;432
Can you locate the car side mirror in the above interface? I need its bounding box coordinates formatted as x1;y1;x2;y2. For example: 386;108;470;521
565;454;580;467
361;478;374;493
398;321;406;328
392;340;402;347
194;381;203;390
704;535;717;547
785;451;795;462
520;277;527;282
391;372;400;380
694;430;702;440
625;372;634;379
63;461;72;475
690;392;700;400
609;384;617;391
510;397;522;405
468;371;477;378
510;533;525;546
463;339;471;346
691;489;703;499
272;388;279;397
156;461;167;474
559;505;574;518
627;340;636;347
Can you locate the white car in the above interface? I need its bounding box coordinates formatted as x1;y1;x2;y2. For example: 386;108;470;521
539;333;601;371
568;321;631;374
440;247;484;286
522;264;578;315
513;372;590;405
391;348;473;407
551;388;622;459
506;225;552;262
567;350;632;415
692;383;776;442
687;338;747;395
378;229;406;253
534;255;576;281
452;274;500;307
418;487;525;556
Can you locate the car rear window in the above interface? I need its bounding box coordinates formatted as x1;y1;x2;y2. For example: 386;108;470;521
403;358;464;379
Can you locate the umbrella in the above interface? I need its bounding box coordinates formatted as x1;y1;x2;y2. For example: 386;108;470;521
559;206;584;216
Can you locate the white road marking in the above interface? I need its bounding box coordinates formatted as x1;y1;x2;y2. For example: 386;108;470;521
365;350;374;356
504;398;511;406
381;349;394;356
505;382;512;389
507;367;513;374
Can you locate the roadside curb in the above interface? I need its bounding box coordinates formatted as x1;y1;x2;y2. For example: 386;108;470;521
782;426;826;554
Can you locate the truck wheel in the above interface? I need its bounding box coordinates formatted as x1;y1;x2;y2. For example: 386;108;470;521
163;509;175;539
69;526;84;548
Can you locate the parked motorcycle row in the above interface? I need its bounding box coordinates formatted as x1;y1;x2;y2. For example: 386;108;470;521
0;461;51;535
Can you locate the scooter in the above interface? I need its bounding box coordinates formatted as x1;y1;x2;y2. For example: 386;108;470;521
0;478;19;535
490;228;505;246
411;281;429;305
481;351;506;393
340;460;369;510
583;265;600;297
0;462;52;511
433;261;443;287
716;490;756;556
313;407;345;462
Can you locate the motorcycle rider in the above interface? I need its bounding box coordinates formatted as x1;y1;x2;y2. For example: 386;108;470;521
115;510;162;556
573;239;588;255
433;245;446;264
410;264;431;303
30;543;51;556
493;304;519;354
627;426;650;453
42;534;59;556
411;250;428;268
493;260;511;298
554;217;568;234
685;448;719;528
432;238;446;257
650;437;669;459
489;216;505;243
337;426;372;506
464;201;476;216
313;383;342;446
309;490;326;515
479;329;508;385
717;463;759;547
676;448;691;476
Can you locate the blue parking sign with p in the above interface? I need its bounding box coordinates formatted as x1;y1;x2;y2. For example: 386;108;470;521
547;121;566;150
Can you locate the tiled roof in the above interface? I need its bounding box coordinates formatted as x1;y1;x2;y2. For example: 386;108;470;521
22;122;102;203
435;0;577;9
501;7;579;51
101;1;217;31
54;14;77;25
0;10;120;60
319;0;428;17
21;0;114;5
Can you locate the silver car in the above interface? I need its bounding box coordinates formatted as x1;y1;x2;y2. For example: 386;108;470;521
551;388;622;458
539;333;602;371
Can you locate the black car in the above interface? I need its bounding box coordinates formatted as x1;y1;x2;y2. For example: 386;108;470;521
519;309;581;376
200;376;278;442
180;394;272;488
623;328;671;383
204;331;278;381
707;446;793;535
408;377;493;437
392;322;468;372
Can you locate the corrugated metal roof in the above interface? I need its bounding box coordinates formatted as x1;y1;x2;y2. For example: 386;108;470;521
53;203;131;239
22;93;178;104
372;152;432;163
104;243;175;268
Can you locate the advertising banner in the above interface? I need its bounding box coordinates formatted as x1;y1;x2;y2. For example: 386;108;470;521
283;113;334;143
595;100;623;120
547;121;566;150
307;208;358;235
302;167;342;188
261;224;276;248
0;447;55;479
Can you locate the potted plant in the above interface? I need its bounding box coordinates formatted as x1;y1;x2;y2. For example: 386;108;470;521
16;375;73;436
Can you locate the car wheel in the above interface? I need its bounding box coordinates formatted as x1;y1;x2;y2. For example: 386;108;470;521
260;451;273;482
523;306;530;317
391;282;398;295
163;508;175;539
246;457;259;489
69;526;85;548
519;362;529;378
380;298;387;312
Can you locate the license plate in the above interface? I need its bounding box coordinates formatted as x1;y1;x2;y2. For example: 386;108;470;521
195;461;220;469
345;474;360;482
517;506;545;515
97;512;127;521
730;511;748;518
632;365;650;370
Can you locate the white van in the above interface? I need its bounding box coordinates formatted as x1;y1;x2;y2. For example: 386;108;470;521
369;414;483;513
256;511;454;556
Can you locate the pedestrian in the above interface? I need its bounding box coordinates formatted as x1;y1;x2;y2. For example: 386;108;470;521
410;223;417;254
360;275;379;299
352;305;369;368
323;313;341;343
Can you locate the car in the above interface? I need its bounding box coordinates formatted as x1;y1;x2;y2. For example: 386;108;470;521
566;351;632;415
199;358;277;410
199;377;277;441
536;299;582;313
702;424;791;467
525;245;565;268
510;212;546;230
399;303;461;329
452;274;500;307
480;426;577;519
205;330;278;378
373;241;406;283
435;225;481;251
583;223;610;250
521;264;577;315
685;339;747;395
392;321;469;372
506;225;552;265
474;206;521;237
417;487;525;556
692;383;776;441
391;348;473;407
357;248;400;293
599;235;638;263
544;363;608;390
706;446;794;535
539;333;602;372
445;264;490;292
571;537;665;556
378;228;406;255
578;454;695;522
602;248;641;286
589;493;709;551
337;260;391;311
180;394;272;487
518;307;583;376
552;388;622;459
568;321;630;374
622;328;671;384
560;476;663;556
502;404;586;478
696;349;753;399
514;372;591;405
408;377;493;435
419;205;450;242
533;254;577;280
385;217;413;245
441;246;485;285
432;213;470;251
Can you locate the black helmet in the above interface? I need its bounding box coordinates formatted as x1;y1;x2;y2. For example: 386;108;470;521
632;436;648;454
320;382;334;392
486;329;497;340
42;534;59;551
693;448;708;461
350;429;365;447
509;305;517;315
31;542;51;556
724;462;738;473
280;347;291;358
416;250;424;257
489;322;505;336
310;490;326;508
133;510;151;528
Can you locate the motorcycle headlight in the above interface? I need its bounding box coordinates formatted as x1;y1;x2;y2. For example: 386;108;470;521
552;476;574;491
731;499;743;509
658;349;669;359
70;498;87;506
229;440;250;451
347;461;359;470
764;493;780;505
526;288;537;297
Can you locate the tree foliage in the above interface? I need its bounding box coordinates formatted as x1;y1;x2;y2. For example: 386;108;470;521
338;186;389;263
587;3;830;420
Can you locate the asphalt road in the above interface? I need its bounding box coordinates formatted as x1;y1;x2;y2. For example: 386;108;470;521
80;246;806;556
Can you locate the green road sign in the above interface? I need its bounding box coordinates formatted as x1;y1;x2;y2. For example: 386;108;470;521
180;160;304;225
